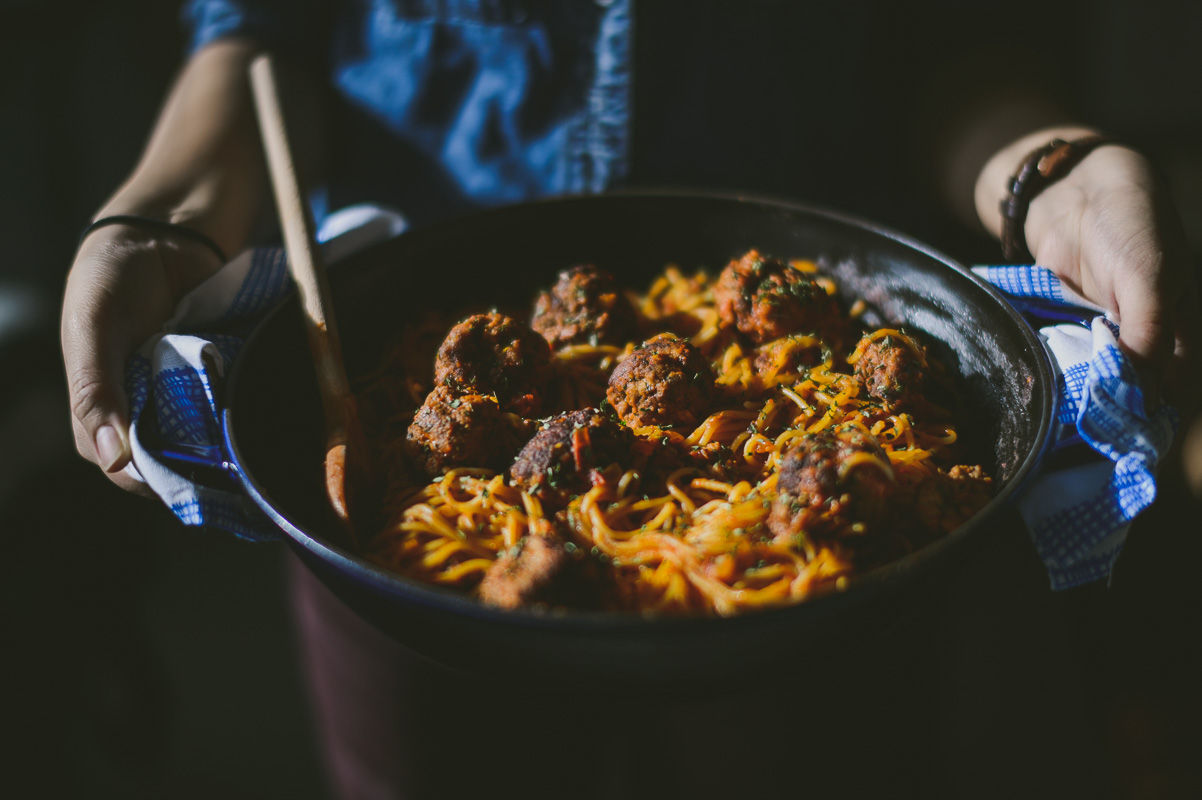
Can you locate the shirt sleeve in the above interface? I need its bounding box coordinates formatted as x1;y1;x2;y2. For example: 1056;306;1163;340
180;0;333;59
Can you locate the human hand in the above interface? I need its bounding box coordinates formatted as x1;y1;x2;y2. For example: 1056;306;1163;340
61;222;224;493
58;38;276;493
978;130;1201;414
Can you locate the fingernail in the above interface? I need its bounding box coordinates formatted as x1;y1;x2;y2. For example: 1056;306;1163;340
95;424;127;471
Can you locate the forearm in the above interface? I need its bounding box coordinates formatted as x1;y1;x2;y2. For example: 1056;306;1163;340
98;38;272;261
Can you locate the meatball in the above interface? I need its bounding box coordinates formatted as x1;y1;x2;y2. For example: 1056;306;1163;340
531;265;639;348
478;535;569;610
404;386;529;477
509;408;634;507
768;428;895;543
433;312;552;416
713;250;842;345
913;464;993;534
854;331;927;411
605;336;713;429
636;439;740;490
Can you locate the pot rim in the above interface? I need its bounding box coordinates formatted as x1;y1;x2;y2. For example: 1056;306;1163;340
223;189;1057;632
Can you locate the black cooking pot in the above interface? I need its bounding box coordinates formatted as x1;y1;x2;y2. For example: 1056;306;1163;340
221;192;1055;690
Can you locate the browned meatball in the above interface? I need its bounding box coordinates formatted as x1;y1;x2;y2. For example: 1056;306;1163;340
478;535;569;610
768;428;895;544
509;408;634;507
913;464;993;534
854;332;927;411
635;438;740;490
433;313;552;416
713;250;842;345
404;386;529;477
531;265;639;348
605;336;713;429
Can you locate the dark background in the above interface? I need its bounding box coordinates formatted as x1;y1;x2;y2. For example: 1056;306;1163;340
2;1;1200;798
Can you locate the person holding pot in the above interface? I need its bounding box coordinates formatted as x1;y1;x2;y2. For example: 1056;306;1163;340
59;1;1200;797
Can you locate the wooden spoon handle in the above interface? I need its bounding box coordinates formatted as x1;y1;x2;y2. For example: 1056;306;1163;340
249;54;351;442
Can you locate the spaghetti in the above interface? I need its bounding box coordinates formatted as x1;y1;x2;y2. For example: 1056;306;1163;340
362;252;993;616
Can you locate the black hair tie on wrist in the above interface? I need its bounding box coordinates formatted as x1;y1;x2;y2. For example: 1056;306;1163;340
999;135;1115;263
78;214;228;264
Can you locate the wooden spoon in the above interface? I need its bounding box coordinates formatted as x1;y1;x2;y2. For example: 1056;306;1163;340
249;54;369;550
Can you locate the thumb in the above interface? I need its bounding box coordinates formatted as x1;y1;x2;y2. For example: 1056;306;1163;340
62;295;136;474
1111;266;1174;406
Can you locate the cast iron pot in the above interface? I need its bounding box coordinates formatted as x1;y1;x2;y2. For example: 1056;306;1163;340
222;191;1055;690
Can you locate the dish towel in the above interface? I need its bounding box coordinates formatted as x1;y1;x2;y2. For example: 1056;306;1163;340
972;265;1178;588
122;207;1178;589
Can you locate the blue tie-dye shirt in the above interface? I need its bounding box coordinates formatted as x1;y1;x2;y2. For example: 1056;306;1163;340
185;0;631;227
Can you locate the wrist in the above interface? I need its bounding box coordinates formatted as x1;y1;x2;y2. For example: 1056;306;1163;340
98;174;257;259
79;215;228;265
70;206;235;311
90;187;232;258
974;126;1102;241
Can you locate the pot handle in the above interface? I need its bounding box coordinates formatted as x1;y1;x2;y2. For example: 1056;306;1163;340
140;424;283;542
151;441;244;490
995;290;1097;454
999;292;1098;329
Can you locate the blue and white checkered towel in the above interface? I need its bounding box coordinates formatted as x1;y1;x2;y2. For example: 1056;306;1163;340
973;265;1178;588
122;209;1178;589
